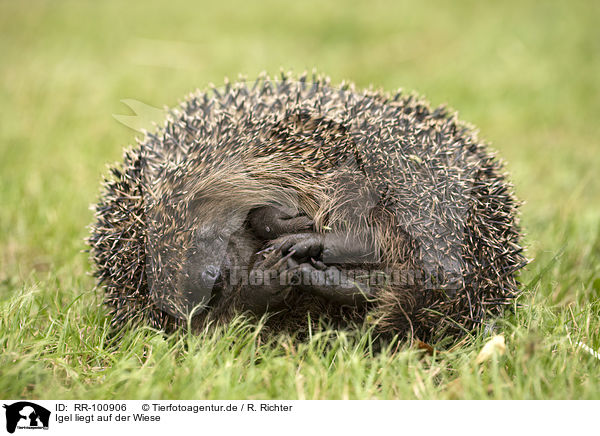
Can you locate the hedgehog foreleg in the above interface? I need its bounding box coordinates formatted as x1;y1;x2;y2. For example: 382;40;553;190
238;245;296;314
271;232;380;265
287;259;375;306
263;232;380;306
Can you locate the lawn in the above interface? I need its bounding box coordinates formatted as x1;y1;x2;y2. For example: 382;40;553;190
0;0;598;399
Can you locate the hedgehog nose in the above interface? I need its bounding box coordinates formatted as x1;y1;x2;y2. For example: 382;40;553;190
202;265;220;283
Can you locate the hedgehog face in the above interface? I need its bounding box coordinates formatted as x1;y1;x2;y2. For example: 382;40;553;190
177;228;231;311
172;209;261;316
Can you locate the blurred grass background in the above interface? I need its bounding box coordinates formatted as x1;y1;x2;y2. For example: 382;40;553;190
0;0;598;399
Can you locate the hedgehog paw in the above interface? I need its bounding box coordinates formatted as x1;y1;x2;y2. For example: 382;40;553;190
287;260;374;306
270;232;379;266
249;206;313;240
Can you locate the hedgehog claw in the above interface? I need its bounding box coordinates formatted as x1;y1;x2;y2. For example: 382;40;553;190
256;246;274;257
270;249;296;270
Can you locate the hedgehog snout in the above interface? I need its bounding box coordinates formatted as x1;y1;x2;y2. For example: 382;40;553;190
202;265;220;283
178;253;231;313
193;264;222;296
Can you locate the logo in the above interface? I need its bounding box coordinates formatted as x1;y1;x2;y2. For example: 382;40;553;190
2;402;50;434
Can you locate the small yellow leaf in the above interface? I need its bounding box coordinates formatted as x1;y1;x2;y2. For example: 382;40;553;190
475;335;506;364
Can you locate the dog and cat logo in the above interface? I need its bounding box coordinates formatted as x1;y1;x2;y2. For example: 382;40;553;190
2;402;50;433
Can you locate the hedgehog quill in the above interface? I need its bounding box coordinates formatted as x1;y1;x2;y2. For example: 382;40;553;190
88;73;526;341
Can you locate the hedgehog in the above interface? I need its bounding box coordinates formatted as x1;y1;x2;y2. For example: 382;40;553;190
88;72;526;341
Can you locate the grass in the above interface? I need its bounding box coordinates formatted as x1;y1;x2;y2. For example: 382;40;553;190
1;0;599;399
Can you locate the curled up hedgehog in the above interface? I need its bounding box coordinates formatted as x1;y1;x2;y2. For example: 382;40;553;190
88;73;526;341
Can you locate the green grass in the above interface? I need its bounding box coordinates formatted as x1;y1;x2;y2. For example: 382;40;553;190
1;0;599;399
